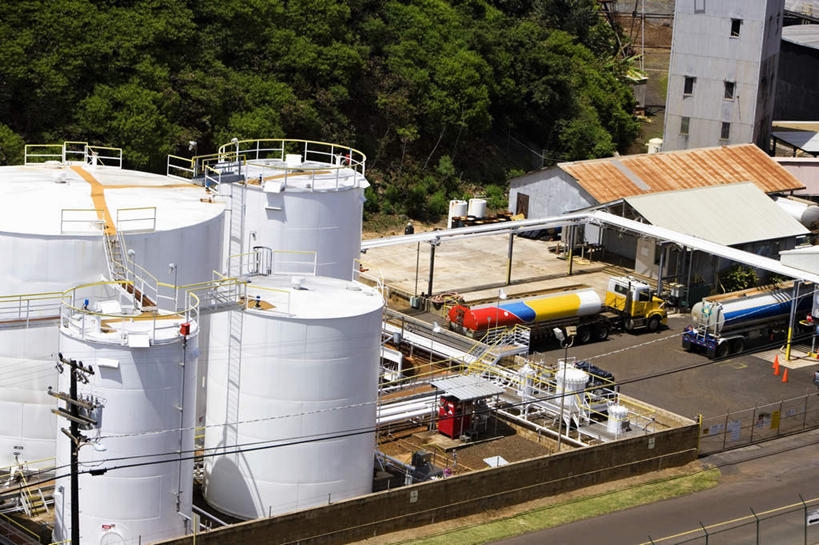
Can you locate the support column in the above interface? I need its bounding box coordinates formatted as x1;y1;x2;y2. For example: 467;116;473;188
656;243;666;297
567;225;575;276
427;240;438;296
506;233;515;285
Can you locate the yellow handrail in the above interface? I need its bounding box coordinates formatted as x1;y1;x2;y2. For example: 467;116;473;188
0;512;39;539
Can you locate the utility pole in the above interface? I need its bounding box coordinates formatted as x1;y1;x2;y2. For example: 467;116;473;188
52;353;100;545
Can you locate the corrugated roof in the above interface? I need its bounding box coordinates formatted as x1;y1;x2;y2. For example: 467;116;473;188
431;375;504;401
559;144;805;204
782;23;819;50
773;130;819;153
624;183;809;246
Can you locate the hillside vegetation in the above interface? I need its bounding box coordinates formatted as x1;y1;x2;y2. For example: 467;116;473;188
0;0;638;222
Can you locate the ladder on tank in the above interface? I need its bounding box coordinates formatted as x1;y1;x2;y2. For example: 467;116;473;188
223;304;243;451
227;180;247;278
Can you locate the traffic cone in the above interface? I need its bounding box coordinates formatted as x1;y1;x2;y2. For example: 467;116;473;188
774;357;780;376
772;354;779;369
782;367;788;383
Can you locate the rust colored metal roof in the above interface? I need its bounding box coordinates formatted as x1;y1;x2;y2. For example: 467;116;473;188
559;144;805;204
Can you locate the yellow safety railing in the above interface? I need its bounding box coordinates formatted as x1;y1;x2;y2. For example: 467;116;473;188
0;291;64;326
24;141;123;168
0;511;39;539
116;206;156;233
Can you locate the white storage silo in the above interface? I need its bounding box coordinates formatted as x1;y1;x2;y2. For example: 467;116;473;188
0;147;224;467
216;139;369;280
203;274;384;519
52;281;199;545
555;363;589;430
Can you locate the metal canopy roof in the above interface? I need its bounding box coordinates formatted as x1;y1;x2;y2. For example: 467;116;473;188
772;130;819;154
558;144;804;204
431;375;504;401
362;211;819;283
623;183;809;246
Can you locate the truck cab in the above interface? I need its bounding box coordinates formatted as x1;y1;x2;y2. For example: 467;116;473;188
604;277;667;332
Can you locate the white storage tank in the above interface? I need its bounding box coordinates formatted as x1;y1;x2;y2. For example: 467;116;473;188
447;199;468;228
52;281;199;545
555;362;588;429
774;196;819;229
0;144;225;467
467;198;487;219
606;403;629;437
203;274;384;519
215;139;369;280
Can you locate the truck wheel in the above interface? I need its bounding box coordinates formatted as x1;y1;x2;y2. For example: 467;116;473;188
647;315;661;332
730;339;744;355
682;339;692;352
577;326;592;344
715;343;728;359
595;323;609;341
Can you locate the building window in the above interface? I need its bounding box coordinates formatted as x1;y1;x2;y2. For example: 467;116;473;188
683;76;695;96
720;122;731;140
680;117;690;135
724;81;735;100
731;18;742;37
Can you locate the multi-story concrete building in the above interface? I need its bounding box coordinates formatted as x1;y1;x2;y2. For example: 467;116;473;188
663;0;784;151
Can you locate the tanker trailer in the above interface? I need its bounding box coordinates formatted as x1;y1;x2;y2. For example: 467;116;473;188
448;277;666;345
682;282;814;358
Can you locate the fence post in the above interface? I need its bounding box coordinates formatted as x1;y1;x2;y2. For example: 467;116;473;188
803;394;809;429
749;406;757;443
722;411;730;450
800;493;808;545
750;507;759;545
699;521;709;545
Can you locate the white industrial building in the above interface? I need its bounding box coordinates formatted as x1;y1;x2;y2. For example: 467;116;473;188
662;0;783;151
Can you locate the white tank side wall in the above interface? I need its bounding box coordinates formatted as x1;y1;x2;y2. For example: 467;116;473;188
53;329;198;545
203;305;382;519
576;289;603;316
0;233;106;294
123;213;225;286
243;187;363;280
0;325;59;465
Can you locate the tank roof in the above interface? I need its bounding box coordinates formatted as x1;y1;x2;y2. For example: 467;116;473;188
0;163;223;235
244;274;383;319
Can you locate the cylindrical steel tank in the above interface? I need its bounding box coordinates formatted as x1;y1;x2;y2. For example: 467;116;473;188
447;200;468;228
774;196;819;229
467;198;487;219
218;139;369;280
449;287;602;331
203;274;384;519
0;157;224;467
691;287;795;334
606;403;629;436
52;281;199;545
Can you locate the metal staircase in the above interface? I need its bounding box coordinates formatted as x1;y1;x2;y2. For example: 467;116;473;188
466;325;530;374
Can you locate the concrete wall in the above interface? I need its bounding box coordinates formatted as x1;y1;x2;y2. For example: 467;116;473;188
663;0;782;151
509;168;597;219
774;39;819;121
155;425;699;545
776;158;819;196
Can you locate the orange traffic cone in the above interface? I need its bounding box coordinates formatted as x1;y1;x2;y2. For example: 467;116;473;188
774;358;780;376
782;367;788;383
772;354;779;368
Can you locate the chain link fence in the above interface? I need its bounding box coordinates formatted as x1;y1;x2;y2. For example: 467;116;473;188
646;494;819;545
699;392;819;455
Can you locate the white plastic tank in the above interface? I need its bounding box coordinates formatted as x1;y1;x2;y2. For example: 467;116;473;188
774;196;819;229
555;362;588;428
0;148;224;467
219;139;369;280
203;274;384;519
447;200;468;228
606;403;629;437
467;198;487;219
52;281;199;545
647;138;663;154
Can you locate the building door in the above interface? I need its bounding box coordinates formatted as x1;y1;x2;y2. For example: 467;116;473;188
515;193;529;217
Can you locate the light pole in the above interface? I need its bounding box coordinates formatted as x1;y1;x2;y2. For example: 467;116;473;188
495;288;507;339
552;326;575;452
169;263;178;309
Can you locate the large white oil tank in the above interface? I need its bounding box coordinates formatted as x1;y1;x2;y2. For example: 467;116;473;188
0;144;224;467
203;274;384;519
213;139;369;280
52;281;199;545
447;199;468;228
467;198;487;219
774;196;819;229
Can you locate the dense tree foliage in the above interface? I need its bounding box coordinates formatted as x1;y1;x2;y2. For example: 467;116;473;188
0;0;638;221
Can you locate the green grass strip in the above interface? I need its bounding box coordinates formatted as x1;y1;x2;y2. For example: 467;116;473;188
404;468;721;545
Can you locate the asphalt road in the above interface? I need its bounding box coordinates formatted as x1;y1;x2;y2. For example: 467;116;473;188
494;428;819;545
531;316;819;420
